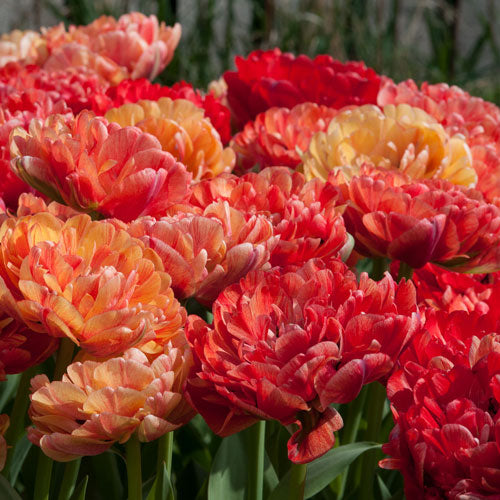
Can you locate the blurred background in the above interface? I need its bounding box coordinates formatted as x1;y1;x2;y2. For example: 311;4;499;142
1;0;499;104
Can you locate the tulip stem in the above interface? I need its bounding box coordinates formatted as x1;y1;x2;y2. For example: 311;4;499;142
156;432;174;500
246;420;266;500
57;458;81;500
126;435;142;500
33;450;53;500
359;382;386;500
370;257;389;281
397;261;414;282
53;338;75;380
288;462;307;500
4;366;37;457
336;386;369;497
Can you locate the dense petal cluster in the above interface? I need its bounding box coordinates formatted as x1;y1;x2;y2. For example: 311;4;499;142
0;62;108;115
382;304;500;498
224;48;381;127
410;262;499;313
332;167;500;270
301;104;475;186
0;213;186;357
378;79;500;204
105;98;235;180
190;167;350;268
42;13;181;83
10;110;191;221
230;103;338;173
91;78;231;144
128;206;277;304
28;345;194;461
186;258;419;463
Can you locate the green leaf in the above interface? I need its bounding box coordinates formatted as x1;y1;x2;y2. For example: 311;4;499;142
69;475;88;500
305;442;381;498
145;463;174;500
269;442;381;500
0;475;22;500
263;453;279;499
208;433;247;500
9;434;32;484
0;374;20;412
377;475;392;500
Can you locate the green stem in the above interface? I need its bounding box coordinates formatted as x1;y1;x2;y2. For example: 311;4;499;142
397;261;414;282
4;366;37;448
57;459;81;500
370;257;389;281
156;432;174;500
126;435;142;500
288;462;307;500
246;421;266;500
359;383;387;500
335;386;369;498
33;451;53;500
53;338;75;380
31;341;76;499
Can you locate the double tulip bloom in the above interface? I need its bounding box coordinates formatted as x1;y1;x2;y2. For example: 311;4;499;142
0;213;186;357
29;345;194;461
185;258;420;463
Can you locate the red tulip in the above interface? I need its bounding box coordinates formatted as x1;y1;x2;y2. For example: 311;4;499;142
382;311;500;498
185;258;419;463
224;48;381;127
191;167;350;268
231;103;338;173
332;167;500;271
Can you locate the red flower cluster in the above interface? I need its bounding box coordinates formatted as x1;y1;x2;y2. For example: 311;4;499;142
224;48;381;127
410;263;499;313
190;167;350;268
186;258;420;463
382;299;500;499
331;167;500;271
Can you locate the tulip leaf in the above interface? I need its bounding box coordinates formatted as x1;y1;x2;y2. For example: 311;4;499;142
0;374;20;412
269;442;381;500
145;463;174;500
377;474;392;500
9;434;32;484
0;475;22;500
69;475;88;500
208;433;247;500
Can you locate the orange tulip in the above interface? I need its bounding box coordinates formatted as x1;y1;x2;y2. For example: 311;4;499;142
28;344;194;461
10;110;191;221
0;213;186;357
105;98;235;180
378;79;500;205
